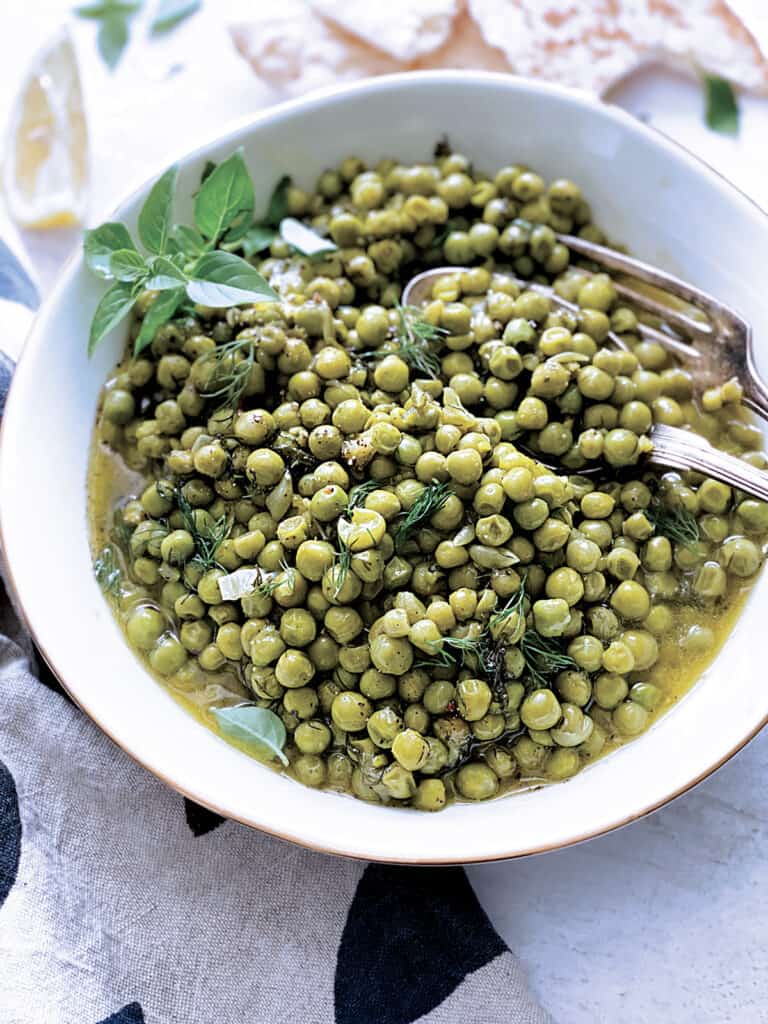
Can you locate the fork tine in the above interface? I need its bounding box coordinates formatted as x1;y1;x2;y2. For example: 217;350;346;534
557;233;731;328
609;279;712;343
633;322;701;362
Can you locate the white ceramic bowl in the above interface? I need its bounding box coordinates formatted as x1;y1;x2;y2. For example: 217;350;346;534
2;71;767;863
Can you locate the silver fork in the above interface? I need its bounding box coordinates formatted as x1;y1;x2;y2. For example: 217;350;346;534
402;241;768;502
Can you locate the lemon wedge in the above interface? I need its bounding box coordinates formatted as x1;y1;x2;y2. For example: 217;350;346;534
2;27;89;229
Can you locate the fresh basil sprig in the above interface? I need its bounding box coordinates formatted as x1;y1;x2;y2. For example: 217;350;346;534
212;704;288;766
224;174;339;259
84;149;279;356
75;0;202;69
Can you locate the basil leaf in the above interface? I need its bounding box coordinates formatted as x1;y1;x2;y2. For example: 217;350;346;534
138;165;177;255
97;12;129;69
84;222;136;279
187;251;278;307
239;224;277;259
75;1;140;18
279;217;338;257
146;255;187;290
171;224;206;258
194;150;255;243
88;280;135;356
264;175;291;227
704;75;739;136
134;286;185;355
200;160;217;185
150;0;201;35
109;248;147;282
212;704;288;766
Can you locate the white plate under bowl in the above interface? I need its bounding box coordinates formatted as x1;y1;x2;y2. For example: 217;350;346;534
2;71;767;864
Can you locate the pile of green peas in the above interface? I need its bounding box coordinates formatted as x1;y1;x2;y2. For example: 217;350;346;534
93;148;768;809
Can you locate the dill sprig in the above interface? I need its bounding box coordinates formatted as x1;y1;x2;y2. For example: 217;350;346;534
256;560;296;597
176;487;232;572
394;481;453;550
647;499;700;547
423;634;485;670
393;304;446;378
488;574;528;637
331;541;352;598
94;545;123;599
359;305;447;378
200;336;256;409
519;630;577;689
345;479;379;514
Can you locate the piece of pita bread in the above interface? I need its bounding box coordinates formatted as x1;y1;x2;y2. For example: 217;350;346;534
230;0;400;97
469;0;768;95
308;0;459;63
230;0;768;98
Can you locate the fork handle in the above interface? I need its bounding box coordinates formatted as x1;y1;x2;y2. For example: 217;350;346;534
648;424;768;502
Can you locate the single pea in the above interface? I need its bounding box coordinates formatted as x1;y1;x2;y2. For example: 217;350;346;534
392;728;430;771
520;689;561;730
610;580;650;620
331;691;373;732
126;606;166;650
613;700;649;736
103;388;135;425
412;779;447;811
149;635;187;676
456;762;499;801
246;449;285;487
294;720;332;755
593;673;628;710
367;707;404;748
456;678;492;722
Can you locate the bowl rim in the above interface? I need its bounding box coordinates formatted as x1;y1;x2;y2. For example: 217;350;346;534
2;68;767;864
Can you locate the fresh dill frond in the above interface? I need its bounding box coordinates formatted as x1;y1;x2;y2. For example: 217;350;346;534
488;574;528;637
394;481;453;550
359;305;447;378
647;499;700;547
423;634;484;669
200;336;256;410
393;304;446;378
345;479;379;514
94;545;123;599
176;487;232;572
519;630;577;688
331;542;352;599
257;560;296;597
112;516;133;552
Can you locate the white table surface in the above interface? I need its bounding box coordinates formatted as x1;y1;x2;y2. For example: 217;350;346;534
3;4;768;1022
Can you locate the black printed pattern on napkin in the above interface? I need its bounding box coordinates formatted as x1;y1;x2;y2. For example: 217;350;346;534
0;758;21;910
335;864;506;1024
183;798;226;836
96;1002;145;1024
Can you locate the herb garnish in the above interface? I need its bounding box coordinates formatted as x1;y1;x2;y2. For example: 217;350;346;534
394;481;453;550
703;75;739;136
256;560;296;598
394;305;447;378
331;541;352;598
84;150;278;356
345;479;379;514
176;487;231;571
93;544;123;598
199;335;256;409
424;634;485;670
519;630;577;688
75;0;201;70
647;499;700;547
488;574;528;639
212;704;288;766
